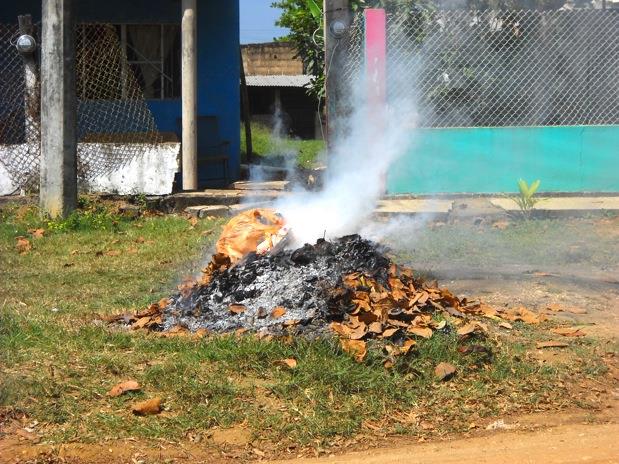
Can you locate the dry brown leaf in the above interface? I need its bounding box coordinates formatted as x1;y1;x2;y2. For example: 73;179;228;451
132;316;152;329
457;323;478;336
492;220;510;230
353;299;372;312
550;327;586;337
16;237;31;254
188;217;198;227
382;327;399;338
341;339;367;362
132;397;162;416
30;228;45;239
400;339;416;355
417;292;429;305
229;304;247;315
505;306;545;324
499;322;513;330
480;304;499;318
271;306;286;319
546;303;563;312
435;362;457;381
407;326;433;339
518;308;542;324
275;358;297;369
368;322;383;334
330;322;351;337
104;250;121;257
383;358;395;369
536;341;569;349
107;380;140;397
349;323;368;340
547;304;587;315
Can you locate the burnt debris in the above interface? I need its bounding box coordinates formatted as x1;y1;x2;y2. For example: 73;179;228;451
162;235;391;333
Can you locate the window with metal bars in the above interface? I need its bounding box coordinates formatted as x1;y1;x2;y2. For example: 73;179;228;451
115;24;181;100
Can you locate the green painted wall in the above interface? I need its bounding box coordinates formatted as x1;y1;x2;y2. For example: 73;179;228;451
388;125;619;194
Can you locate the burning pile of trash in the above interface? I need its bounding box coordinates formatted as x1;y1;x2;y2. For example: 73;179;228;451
121;208;545;357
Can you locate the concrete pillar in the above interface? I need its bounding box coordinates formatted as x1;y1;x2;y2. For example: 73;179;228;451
181;0;198;190
324;0;351;145
40;0;77;218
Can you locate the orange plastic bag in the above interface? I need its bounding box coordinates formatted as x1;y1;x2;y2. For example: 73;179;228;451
215;208;285;262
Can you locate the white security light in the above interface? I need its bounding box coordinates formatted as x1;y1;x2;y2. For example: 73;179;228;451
16;34;36;54
329;20;347;39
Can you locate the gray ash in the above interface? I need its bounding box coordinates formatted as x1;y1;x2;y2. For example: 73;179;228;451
162;235;390;334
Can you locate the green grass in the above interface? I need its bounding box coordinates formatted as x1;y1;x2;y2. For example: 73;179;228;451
0;200;611;449
240;122;325;169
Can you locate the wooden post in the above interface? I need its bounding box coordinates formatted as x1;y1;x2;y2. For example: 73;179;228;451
239;47;253;163
40;0;77;218
324;0;351;145
181;0;198;190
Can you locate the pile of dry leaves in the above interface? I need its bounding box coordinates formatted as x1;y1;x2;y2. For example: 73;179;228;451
326;263;550;362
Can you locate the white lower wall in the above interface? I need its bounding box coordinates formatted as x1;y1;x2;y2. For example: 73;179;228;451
0;142;179;196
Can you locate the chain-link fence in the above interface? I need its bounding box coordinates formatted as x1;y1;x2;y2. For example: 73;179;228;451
0;22;161;192
343;9;618;128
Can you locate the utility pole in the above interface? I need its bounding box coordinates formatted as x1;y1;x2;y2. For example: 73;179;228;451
181;0;198;190
324;0;351;145
40;0;77;218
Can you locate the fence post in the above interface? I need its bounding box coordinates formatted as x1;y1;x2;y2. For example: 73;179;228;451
181;0;198;191
324;0;351;146
364;8;387;192
17;15;39;144
364;9;386;115
40;0;77;218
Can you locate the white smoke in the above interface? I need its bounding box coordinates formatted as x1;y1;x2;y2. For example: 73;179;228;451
275;68;418;246
247;98;299;185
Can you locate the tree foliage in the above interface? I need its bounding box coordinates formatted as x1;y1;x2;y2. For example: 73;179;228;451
272;0;570;99
272;0;430;99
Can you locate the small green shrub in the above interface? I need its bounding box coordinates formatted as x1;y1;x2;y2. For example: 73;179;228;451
47;198;123;232
512;179;541;218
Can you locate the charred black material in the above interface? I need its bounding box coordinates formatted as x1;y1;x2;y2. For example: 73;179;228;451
162;235;390;333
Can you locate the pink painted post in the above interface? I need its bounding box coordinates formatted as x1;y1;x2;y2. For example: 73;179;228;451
364;8;387;112
364;8;388;193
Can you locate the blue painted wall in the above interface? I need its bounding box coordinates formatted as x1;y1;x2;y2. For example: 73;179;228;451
388;125;619;194
1;0;241;186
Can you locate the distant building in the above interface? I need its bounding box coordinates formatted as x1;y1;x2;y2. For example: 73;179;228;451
242;42;322;140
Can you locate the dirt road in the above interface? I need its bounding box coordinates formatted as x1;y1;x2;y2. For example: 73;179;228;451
273;422;619;464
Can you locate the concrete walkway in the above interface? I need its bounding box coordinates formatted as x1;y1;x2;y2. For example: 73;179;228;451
183;193;619;219
376;196;619;220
